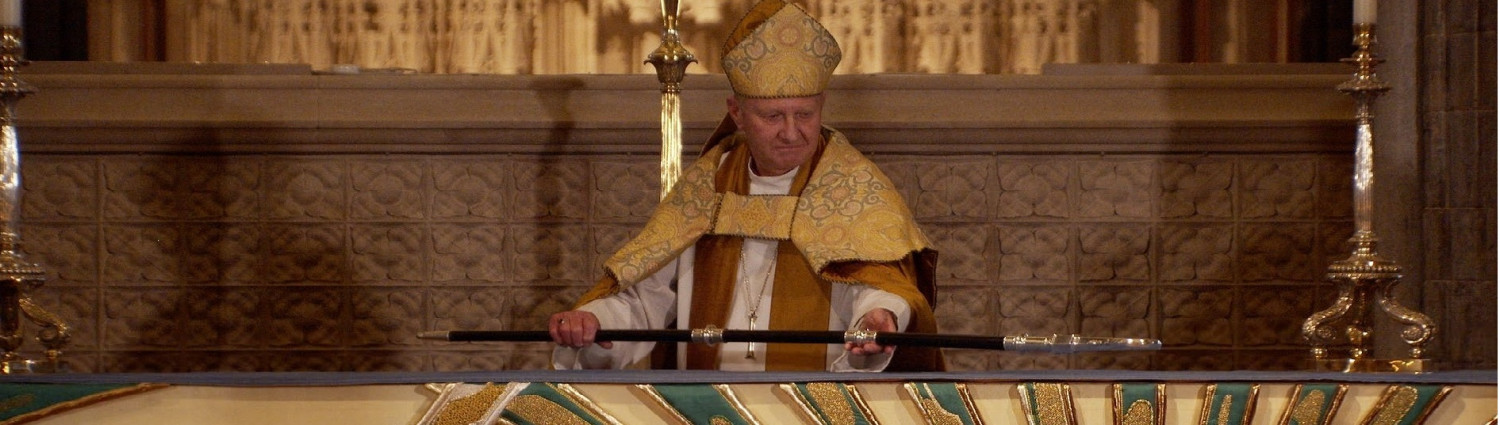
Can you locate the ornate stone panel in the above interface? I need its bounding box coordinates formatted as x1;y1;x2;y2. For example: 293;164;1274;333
1159;286;1235;347
1239;158;1315;219
934;286;995;336
1078;286;1151;338
347;350;432;372
102;158;260;220
101;224;183;285
1239;223;1317;282
264;159;347;220
1155;350;1235;371
1317;156;1354;219
996;225;1070;283
259;287;349;347
23;224;98;286
1158;224;1234;283
263;224;350;283
430;287;512;333
351;287;427;346
508;224;591;284
432;159;510;219
1160;159;1233;219
1075;351;1153;370
992;350;1070;371
432;223;509;283
351;159;428;219
17;143;1363;371
1076;159;1154;219
1078;224;1151;283
926;224;994;284
101;288;184;350
1234;349;1309;370
912;158;996;221
995;286;1073;336
1239;285;1315;347
510;159;590;220
351;224;427;283
181;224;262;284
23;286;97;350
506;286;590;331
591;159;659;221
996;159;1071;219
19;148;1362;372
22;158;97;221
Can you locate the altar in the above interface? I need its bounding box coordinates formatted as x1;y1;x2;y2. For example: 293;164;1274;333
0;370;1493;424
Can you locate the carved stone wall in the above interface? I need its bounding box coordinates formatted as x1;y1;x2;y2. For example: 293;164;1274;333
151;0;1284;75
12;64;1444;373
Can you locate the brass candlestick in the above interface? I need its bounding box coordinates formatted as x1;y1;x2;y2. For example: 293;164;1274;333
644;0;696;198
1300;23;1436;373
0;25;68;374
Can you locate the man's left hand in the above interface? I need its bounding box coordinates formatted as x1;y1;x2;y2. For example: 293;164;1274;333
846;308;897;356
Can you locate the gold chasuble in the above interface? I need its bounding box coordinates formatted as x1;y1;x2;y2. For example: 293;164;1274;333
575;127;943;372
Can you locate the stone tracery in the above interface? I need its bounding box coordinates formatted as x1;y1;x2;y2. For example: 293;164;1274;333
165;0;1237;74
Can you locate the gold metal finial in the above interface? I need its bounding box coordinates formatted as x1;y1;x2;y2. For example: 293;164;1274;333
645;0;695;94
1301;23;1436;373
645;1;696;198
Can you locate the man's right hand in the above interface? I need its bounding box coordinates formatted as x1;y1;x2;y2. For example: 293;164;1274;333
548;310;612;349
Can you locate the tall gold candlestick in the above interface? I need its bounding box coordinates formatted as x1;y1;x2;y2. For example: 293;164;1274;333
0;24;68;374
1300;23;1436;373
644;0;696;199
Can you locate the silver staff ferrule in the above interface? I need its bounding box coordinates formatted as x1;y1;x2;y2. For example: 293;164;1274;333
691;325;724;345
1002;334;1162;354
843;329;878;346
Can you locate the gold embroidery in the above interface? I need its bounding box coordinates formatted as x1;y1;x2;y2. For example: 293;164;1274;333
1123;399;1155;425
551;383;620;425
807;383;856;425
1215;395;1232;425
713;193;797;239
603;132;931;288
1035;383;1070;425
722;1;841;98
920;398;965;425
434;384;503;425
0;393;34;413
1367;386;1419;425
1288;389;1326;425
507;395;591;425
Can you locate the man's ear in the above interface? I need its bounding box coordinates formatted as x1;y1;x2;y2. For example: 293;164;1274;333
725;96;742;127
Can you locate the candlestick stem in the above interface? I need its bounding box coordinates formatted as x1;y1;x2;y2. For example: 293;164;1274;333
1301;23;1436;373
0;25;66;374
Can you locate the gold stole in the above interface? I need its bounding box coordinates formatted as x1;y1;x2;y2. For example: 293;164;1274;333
687;137;830;370
575;128;947;371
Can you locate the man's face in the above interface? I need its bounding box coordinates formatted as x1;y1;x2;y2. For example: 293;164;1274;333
727;94;825;177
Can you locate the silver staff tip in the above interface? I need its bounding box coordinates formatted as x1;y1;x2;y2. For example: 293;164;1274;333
1003;334;1162;354
417;331;450;340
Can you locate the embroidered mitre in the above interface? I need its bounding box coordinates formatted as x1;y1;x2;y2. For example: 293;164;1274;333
721;0;841;98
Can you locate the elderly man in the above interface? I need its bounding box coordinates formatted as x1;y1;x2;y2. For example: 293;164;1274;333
549;0;942;372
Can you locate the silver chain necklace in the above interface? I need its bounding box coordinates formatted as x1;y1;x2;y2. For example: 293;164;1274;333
739;244;775;360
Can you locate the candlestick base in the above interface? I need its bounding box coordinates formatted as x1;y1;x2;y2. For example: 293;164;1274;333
1313;357;1430;373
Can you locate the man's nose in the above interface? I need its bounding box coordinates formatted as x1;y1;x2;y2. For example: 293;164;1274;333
777;117;800;141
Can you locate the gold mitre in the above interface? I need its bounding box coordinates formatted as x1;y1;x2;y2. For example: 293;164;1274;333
721;0;841;98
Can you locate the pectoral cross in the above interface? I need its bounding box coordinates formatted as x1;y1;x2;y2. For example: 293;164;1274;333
746;312;758;359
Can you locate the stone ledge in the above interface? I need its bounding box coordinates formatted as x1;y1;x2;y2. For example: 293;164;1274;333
12;65;1355;155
